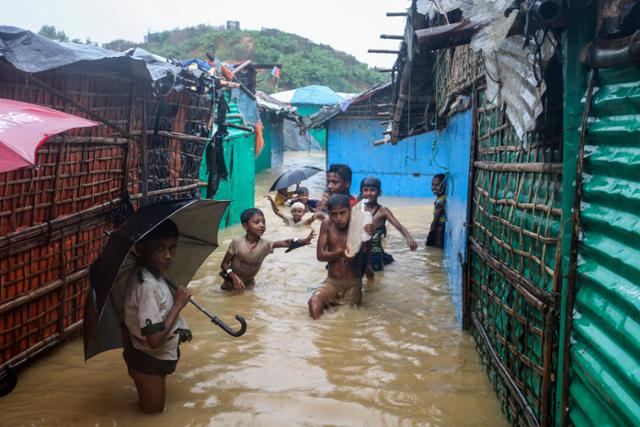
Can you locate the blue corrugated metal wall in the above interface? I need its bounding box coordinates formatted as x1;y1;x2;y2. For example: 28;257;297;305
442;110;473;321
326;118;450;197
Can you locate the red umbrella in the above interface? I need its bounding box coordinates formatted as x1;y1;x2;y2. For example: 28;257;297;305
0;98;100;173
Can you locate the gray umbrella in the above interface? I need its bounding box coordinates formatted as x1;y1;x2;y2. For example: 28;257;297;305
83;198;245;360
269;166;323;191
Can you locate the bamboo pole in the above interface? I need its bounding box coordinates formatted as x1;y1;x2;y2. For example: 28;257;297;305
473;161;563;174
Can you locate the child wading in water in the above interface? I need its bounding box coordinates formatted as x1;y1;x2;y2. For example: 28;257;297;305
308;194;369;319
426;173;446;248
360;177;417;271
121;219;192;414
265;195;321;226
220;208;314;291
287;186;320;212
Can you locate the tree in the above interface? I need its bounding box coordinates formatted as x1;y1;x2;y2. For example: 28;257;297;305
38;25;69;42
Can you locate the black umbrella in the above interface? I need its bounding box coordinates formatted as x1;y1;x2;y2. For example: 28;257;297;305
269;166;323;191
83;198;245;360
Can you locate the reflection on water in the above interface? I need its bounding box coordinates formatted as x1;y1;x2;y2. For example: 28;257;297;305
0;152;506;426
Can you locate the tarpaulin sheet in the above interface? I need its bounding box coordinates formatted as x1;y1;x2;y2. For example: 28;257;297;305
0;26;202;86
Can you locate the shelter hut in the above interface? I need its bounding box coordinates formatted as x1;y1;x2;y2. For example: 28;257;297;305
255;91;301;173
0;27;214;387
377;0;640;425
272;85;344;149
305;82;450;197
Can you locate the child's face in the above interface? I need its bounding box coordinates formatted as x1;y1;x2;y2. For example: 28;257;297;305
329;206;350;230
362;186;379;202
327;172;349;195
431;177;443;196
137;237;178;273
291;207;305;221
298;193;309;203
243;213;266;237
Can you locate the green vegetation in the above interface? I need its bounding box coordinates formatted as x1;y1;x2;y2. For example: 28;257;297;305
103;25;385;93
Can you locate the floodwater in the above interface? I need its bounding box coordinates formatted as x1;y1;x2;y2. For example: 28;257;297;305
0;152;507;426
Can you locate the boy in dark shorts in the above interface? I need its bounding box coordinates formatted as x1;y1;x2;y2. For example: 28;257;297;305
122;219;192;414
308;194;369;319
220;208;314;291
361;177;417;271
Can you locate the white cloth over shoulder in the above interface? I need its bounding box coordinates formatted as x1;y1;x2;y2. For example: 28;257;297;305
346;201;372;257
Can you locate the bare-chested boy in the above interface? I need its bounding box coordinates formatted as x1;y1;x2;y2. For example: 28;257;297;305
308;194;368;319
361;177;417;271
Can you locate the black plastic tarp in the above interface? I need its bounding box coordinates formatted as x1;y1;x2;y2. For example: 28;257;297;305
0;26;206;91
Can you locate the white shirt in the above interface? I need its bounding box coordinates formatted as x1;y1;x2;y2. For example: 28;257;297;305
123;267;189;360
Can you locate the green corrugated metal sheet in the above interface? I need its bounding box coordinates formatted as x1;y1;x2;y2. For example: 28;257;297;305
200;98;255;228
569;65;640;427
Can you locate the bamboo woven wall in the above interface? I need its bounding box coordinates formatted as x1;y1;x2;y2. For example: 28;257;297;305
0;62;211;371
434;45;484;117
467;89;563;427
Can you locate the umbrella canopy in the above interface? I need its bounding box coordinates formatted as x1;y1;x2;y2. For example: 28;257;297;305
270;166;323;191
0;98;99;173
83;198;229;360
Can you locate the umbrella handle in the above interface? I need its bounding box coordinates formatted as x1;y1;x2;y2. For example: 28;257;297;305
187;298;247;338
209;314;247;337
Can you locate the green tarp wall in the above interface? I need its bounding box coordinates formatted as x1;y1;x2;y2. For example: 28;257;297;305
295;104;326;149
200;99;255;228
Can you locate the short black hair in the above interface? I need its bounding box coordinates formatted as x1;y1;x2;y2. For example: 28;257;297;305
434;173;446;182
140;219;179;244
361;176;381;191
327;194;350;211
240;208;264;224
295;186;309;195
328;164;352;184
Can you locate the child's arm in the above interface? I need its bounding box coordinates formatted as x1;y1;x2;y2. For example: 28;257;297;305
302;211;323;225
146;286;191;349
220;247;246;290
273;230;315;249
316;222;347;262
384;207;418;251
264;195;287;220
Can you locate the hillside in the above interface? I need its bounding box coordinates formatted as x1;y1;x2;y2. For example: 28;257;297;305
103;25;386;93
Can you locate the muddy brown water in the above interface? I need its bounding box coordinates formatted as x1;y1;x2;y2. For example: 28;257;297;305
0;152;507;426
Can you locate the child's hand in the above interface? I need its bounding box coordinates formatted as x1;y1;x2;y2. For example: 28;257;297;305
264;195;274;203
363;224;375;235
407;237;418;251
343;244;355;259
174;286;192;309
314;212;325;221
231;273;246;290
301;230;316;245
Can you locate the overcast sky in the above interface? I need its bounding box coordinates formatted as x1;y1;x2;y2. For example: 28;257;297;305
4;0;410;69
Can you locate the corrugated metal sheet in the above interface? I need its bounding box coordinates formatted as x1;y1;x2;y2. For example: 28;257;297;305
569;65;640;426
484;35;556;139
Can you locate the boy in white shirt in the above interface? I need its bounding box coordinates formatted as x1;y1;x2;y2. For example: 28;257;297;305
122;219;191;414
